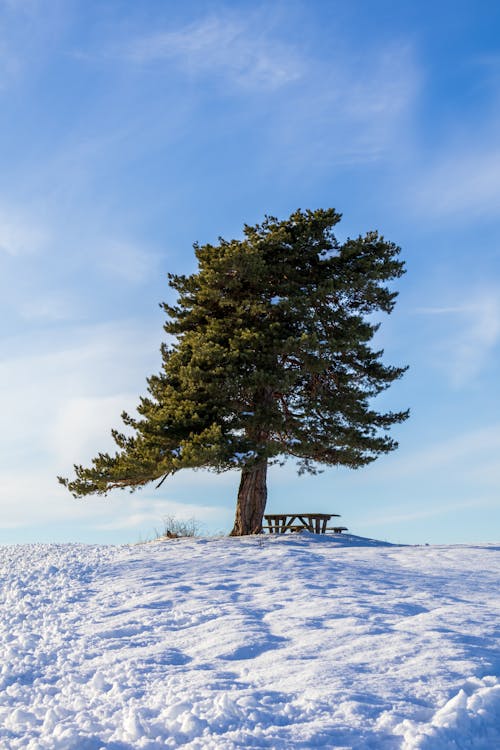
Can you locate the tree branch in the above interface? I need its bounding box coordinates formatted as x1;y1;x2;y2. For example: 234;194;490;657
155;473;169;489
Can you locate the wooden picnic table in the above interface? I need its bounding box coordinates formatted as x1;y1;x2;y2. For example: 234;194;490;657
263;513;343;534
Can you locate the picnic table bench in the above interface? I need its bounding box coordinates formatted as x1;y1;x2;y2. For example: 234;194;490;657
263;513;348;535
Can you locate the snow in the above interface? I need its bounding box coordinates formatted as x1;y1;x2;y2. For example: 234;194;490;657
0;534;498;749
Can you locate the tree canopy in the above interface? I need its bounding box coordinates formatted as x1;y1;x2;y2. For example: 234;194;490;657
60;208;408;534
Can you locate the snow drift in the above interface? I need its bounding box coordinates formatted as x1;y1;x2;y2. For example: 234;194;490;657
0;534;498;749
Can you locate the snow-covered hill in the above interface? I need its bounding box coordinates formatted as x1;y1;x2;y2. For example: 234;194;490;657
0;534;498;749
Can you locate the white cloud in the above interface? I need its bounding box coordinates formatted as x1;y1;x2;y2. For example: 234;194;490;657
0;0;68;91
343;44;417;120
0;472;92;528
380;424;500;480
123;15;302;91
0;321;159;463
452;294;500;386
414;148;500;219
97;240;159;284
0;208;48;255
362;495;499;528
17;293;75;321
417;289;500;386
339;423;500;537
0;37;20;88
93;496;226;531
51;394;138;467
260;41;419;169
416;306;473;315
0;319;234;539
0;468;227;533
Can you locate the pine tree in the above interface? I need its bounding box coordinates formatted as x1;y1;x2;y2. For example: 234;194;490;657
59;208;409;535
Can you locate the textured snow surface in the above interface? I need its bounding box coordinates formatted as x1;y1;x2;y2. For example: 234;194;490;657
0;534;498;749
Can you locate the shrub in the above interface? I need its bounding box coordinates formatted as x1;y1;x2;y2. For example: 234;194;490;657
155;515;201;540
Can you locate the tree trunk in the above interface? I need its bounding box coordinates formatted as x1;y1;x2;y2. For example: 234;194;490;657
230;459;268;535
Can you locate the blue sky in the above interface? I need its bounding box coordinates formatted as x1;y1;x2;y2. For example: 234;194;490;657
1;0;499;545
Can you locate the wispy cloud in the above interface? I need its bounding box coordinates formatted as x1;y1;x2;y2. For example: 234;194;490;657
123;15;303;91
0;318;234;538
0;305;242;540
417;289;500;386
0;36;20;88
452;293;500;386
0;321;166;536
51;393;138;467
0;208;48;256
97;240;160;284
363;495;499;528
82;9;419;169
285;42;418;166
16;292;75;322
0;468;227;533
0;321;159;459
381;424;500;480
414;148;500;219
416;305;473;315
93;496;226;532
0;0;67;90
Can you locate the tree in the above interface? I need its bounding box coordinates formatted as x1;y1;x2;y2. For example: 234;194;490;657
59;208;408;535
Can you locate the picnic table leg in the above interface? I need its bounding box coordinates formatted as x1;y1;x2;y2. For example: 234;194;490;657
287;515;299;533
297;516;311;532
